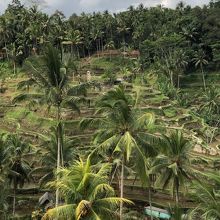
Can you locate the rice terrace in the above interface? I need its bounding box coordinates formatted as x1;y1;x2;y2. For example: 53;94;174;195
0;0;220;219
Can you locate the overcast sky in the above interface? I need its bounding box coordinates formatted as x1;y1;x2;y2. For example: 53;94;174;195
0;0;211;17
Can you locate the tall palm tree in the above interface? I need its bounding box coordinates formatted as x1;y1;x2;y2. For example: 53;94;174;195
63;29;83;58
0;133;10;219
116;17;130;58
80;86;156;219
152;130;198;204
174;49;188;88
6;134;31;216
0;16;11;60
13;45;90;206
30;125;78;187
0;178;8;220
193;50;209;91
180;27;199;45
104;40;115;60
42;158;132;220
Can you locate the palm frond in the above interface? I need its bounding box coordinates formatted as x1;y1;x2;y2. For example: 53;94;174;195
42;204;76;220
12;93;43;104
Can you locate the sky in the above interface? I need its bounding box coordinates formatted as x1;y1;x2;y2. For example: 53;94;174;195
0;0;211;17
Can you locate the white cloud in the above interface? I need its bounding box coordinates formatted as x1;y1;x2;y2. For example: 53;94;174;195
79;0;102;8
0;0;211;16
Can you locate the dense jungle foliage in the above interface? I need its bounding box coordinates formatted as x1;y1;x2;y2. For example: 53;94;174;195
0;0;220;219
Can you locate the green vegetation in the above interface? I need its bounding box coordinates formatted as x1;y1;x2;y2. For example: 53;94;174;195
0;0;220;219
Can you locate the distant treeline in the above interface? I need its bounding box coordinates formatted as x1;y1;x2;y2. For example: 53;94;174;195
0;0;220;71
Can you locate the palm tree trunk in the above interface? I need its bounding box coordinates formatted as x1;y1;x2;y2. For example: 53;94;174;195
99;39;101;54
71;44;73;56
175;181;179;204
176;192;179;204
77;46;80;59
177;73;180;89
119;157;124;220
201;64;206;91
123;36;126;60
4;38;9;61
60;43;63;61
148;186;153;220
56;105;61;207
101;36;104;53
83;46;86;58
96;40;99;58
13;60;16;75
13;189;16;216
110;164;118;185
170;71;173;86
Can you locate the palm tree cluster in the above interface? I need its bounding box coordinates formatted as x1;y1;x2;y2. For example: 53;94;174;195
0;1;220;219
0;0;219;75
0;41;220;220
42;158;132;220
0;133;31;217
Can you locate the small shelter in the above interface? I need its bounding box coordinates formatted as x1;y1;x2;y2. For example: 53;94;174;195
38;192;54;211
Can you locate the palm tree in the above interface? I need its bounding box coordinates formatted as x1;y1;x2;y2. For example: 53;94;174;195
63;29;83;58
174;50;188;88
190;173;220;219
13;45;90;206
104;40;115;60
169;205;189;220
193;50;209;91
0;178;8;220
200;86;220;115
0;133;10;171
119;67;131;81
0;133;10;219
116;17;130;59
80;86;156;219
90;25;103;57
42;158;132;220
157;49;176;87
180;27;199;45
6;134;31;216
30;125;78;187
0;16;11;60
152;130;198;204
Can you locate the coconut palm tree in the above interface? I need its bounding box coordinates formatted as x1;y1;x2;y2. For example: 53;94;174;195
0;133;10;219
152;130;198;204
30;124;78;187
80;85;157;219
200;86;220;115
0;178;9;220
104;40;115;60
5;134;31;216
116;17;130;58
193;50;209;91
13;45;91;206
0;133;10;171
42;158;132;220
0;16;11;60
188;172;220;220
180;27;199;45
63;29;83;58
174;49;188;88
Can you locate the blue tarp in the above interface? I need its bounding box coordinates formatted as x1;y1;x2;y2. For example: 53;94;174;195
144;206;171;219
